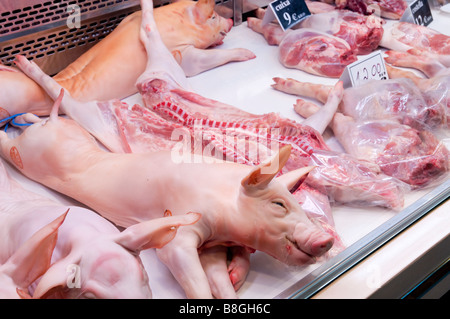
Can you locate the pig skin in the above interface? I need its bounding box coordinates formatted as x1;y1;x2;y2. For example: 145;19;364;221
0;108;334;298
0;0;255;123
2;43;334;302
0;159;200;299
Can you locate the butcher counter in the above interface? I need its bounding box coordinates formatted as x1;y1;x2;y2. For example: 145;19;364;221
1;1;449;299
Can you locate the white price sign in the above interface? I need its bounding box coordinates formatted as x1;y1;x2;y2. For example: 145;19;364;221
345;51;388;87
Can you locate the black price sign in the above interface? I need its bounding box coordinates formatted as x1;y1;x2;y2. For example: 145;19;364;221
409;0;433;26
268;0;311;31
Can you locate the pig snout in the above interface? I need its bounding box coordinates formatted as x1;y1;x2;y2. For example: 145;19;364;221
292;223;334;257
225;18;233;33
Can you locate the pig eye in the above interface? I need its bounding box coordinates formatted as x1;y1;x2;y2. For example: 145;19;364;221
272;200;287;210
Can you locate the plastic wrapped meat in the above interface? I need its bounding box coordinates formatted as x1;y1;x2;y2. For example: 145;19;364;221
298;10;385;55
316;0;407;19
341;78;448;131
330;116;449;187
384;56;450;130
273;77;449;187
273;77;448;131
247;17;357;77
278;29;357;78
380;22;450;67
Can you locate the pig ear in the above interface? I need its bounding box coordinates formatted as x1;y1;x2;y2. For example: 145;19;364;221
276;166;316;193
115;212;201;251
7;210;68;295
241;145;292;190
31;262;72;299
193;0;215;24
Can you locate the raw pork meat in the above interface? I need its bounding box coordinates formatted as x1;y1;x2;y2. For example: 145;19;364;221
315;0;407;19
299;10;385;55
380;22;450;67
273;77;449;187
5;1;338;299
247;16;357;77
0;0;255;123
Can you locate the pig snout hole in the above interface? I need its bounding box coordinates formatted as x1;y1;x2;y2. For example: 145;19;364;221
293;223;334;257
310;235;334;256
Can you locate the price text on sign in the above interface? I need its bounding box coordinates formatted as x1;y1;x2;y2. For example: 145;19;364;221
347;51;388;87
269;0;311;31
410;0;433;26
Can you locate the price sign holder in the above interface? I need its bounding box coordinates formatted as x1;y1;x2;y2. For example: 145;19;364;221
400;0;433;26
262;0;311;31
339;50;389;88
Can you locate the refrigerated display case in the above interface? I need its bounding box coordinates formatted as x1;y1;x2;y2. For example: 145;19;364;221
1;0;449;299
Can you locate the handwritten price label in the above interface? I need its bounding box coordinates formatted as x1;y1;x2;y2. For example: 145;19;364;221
410;0;433;26
264;0;311;31
400;0;433;26
345;51;388;87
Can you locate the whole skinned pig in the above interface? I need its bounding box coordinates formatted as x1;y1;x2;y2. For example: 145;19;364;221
0;0;255;123
0;159;200;299
0;92;334;298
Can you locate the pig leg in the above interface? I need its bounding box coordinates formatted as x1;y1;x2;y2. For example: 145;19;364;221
0;67;53;122
301;81;344;134
13;55;127;153
271;77;332;103
200;246;239;298
294;99;322;118
384;50;446;78
177;46;256;77
200;246;251;298
227;246;251;291
247;17;287;46
136;0;191;91
156;234;213;298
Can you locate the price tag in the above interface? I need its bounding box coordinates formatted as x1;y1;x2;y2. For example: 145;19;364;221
400;0;433;26
262;0;311;31
340;50;388;88
410;0;433;26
